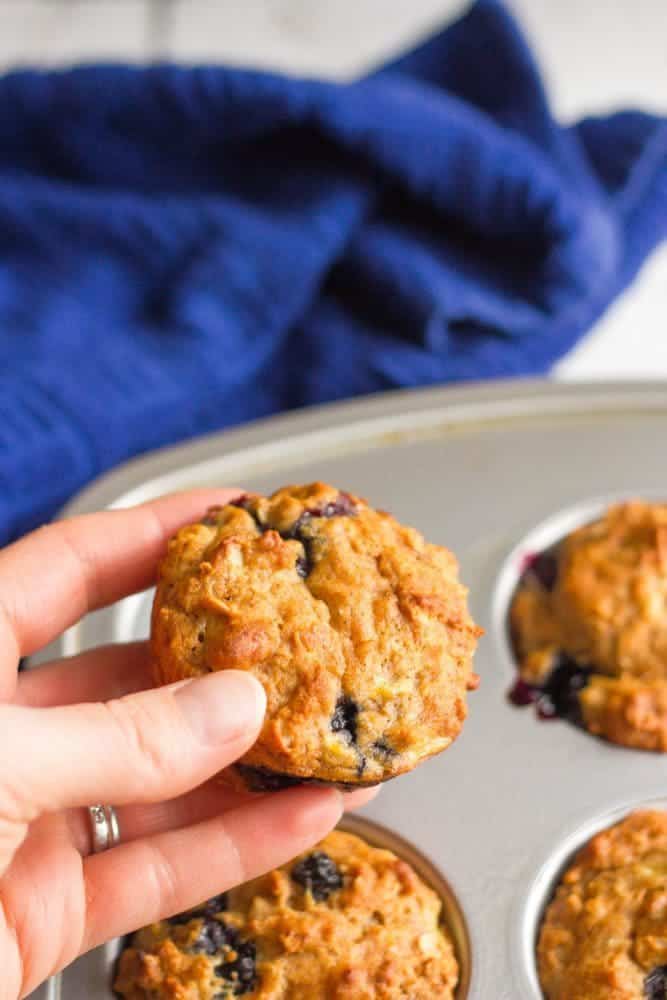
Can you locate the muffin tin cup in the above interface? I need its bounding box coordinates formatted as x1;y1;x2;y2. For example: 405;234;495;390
52;816;470;1000
497;491;667;997
493;486;667;730
492;485;667;681
32;379;667;999
512;794;667;998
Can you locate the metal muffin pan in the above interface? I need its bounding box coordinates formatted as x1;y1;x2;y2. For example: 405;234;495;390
88;814;471;1000
34;379;667;999
516;792;667;998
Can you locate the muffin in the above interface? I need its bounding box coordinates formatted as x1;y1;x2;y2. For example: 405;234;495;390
537;810;667;1000
114;829;459;999
151;483;481;789
509;500;667;750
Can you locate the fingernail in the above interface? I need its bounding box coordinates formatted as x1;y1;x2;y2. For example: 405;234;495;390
175;670;266;746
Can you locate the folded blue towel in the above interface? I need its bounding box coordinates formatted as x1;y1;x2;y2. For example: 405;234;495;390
0;0;665;544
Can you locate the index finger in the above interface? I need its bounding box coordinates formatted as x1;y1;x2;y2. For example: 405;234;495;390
0;489;239;674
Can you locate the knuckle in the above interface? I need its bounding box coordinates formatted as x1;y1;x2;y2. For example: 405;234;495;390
0;894;24;1000
0;815;30;878
0;776;27;826
0;714;34;825
102;696;176;790
216;821;246;886
53;521;95;608
143;842;181;916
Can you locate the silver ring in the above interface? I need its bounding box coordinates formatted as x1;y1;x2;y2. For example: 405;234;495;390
87;804;121;854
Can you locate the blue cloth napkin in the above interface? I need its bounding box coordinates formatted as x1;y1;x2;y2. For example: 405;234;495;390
0;0;665;544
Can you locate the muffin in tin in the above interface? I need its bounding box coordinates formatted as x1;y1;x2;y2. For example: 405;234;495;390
509;500;667;750
114;829;460;999
151;482;481;789
538;809;667;1000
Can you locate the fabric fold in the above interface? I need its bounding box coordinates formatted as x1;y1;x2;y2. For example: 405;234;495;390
0;0;665;543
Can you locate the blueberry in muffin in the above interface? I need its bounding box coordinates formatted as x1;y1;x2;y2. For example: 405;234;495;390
113;829;459;999
509;501;667;751
538;810;667;1000
151;483;481;789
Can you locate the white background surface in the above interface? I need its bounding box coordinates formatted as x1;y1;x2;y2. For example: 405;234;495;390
0;0;665;380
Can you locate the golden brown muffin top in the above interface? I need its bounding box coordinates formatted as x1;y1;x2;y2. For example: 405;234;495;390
114;829;459;999
151;483;480;786
555;501;667;682
538;810;667;1000
510;501;667;751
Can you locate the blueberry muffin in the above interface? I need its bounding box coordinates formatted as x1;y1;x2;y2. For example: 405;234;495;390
151;483;481;789
509;501;667;750
113;829;459;999
538;810;667;1000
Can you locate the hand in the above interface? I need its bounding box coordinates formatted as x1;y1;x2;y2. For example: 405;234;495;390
0;491;377;999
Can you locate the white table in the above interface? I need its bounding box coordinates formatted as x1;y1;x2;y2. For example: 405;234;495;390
1;0;665;379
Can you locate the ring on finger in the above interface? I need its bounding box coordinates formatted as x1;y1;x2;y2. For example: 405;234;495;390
87;804;121;854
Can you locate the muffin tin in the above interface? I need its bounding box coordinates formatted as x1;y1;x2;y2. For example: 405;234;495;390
110;814;470;1000
33;379;667;999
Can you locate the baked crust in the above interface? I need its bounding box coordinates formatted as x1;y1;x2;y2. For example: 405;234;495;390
537;810;667;1000
114;830;459;999
510;501;667;750
151;483;480;786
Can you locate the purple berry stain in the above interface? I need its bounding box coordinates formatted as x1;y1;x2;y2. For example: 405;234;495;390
331;696;359;745
203;894;229;916
508;678;538;707
191;917;231;956
201;506;224;526
508;654;591;724
284;493;357;578
215;938;257;996
645;966;667;1000
169;893;228;927
510;541;592;728
291;851;343;901
520;549;558;591
231;491;356;579
187;917;257;995
371;737;396;759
